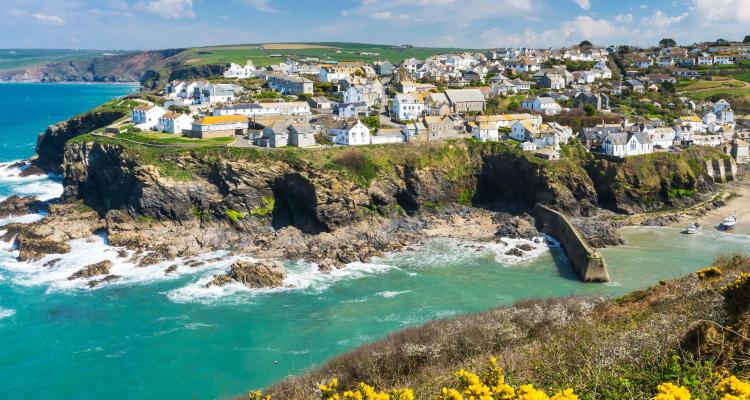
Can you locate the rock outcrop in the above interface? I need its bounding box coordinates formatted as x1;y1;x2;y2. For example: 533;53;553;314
68;260;113;280
207;260;287;289
0;196;47;219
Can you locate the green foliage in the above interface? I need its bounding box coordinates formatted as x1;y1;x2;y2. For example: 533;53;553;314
189;206;205;219
225;209;246;222
137;215;156;223
458;189;474;206
668;187;698;200
255;90;281;100
362;115;381;132
250;197;275;217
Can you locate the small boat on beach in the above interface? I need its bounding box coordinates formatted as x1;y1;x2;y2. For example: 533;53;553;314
685;222;702;234
720;215;738;230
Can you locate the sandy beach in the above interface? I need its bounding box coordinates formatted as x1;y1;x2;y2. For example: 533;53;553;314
669;178;750;235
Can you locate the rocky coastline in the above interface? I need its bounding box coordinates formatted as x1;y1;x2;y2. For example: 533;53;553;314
0;129;734;288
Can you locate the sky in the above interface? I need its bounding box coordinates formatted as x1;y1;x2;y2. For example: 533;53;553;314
1;0;750;50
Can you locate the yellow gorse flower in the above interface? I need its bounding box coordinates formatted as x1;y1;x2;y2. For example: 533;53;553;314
654;383;691;400
550;389;579;400
517;384;551;400
716;376;750;399
696;267;722;280
722;272;750;293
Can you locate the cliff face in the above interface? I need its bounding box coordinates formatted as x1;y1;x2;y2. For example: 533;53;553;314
60;141;722;232
0;49;182;83
35;111;126;174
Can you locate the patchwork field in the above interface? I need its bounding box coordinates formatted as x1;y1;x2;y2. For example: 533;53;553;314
0;48;117;72
176;42;484;67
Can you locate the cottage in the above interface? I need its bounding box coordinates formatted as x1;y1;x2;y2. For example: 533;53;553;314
370;128;404;144
392;94;424;121
445;89;486;113
338;102;369;119
574;92;609;111
266;73;314;95
601;131;653;157
731;139;749;163
224;61;256;79
521;96;562;115
259;121;290;148
132;105;166;131
157;112;193;134
190;115;248;139
328;120;370;146
308;96;333;110
643;126;676;148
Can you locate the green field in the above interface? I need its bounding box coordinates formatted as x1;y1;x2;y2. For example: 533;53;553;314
178;42;485;67
116;131;235;146
0;48;124;72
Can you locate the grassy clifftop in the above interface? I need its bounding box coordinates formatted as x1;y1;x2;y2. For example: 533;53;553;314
259;255;750;399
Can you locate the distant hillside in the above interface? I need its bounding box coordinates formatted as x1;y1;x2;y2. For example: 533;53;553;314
0;43;484;86
0;48;183;83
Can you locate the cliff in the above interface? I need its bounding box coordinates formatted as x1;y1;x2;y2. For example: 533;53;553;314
0;49;183;84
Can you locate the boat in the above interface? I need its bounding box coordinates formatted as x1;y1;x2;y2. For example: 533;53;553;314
720;215;738;230
685;222;702;234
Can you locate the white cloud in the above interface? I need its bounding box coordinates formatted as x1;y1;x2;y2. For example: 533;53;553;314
481;16;624;48
372;11;410;21
139;0;194;19
245;0;278;13
353;0;537;24
573;0;590;10
693;0;750;23
641;10;688;27
32;13;64;25
615;13;633;23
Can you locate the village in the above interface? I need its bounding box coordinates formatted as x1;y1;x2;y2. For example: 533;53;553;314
122;39;750;165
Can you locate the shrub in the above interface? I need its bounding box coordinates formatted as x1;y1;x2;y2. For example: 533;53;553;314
333;150;378;186
250;197;275;217
225;209;246;222
695;267;722;280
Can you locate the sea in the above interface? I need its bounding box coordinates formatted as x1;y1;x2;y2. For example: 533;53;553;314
0;83;748;400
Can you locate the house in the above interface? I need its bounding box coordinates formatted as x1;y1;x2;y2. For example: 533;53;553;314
535;147;561;161
633;56;653;69
190;115;248;139
266;73;314;95
425;93;451;116
308;96;333;110
410;115;466;142
625;79;645;93
444;89;486;113
132;105;166;130
342;81;384;106
677;115;704;133
288;124;316;147
401;58;421;75
328;120;370;146
392;94;424;121
521;96;562;115
399;80;435;94
510;121;570;150
338;102;369;119
259;121;290;148
642;126;676;148
200;84;241;104
213;102;311;118
157;112;192;134
374;60;395;76
601;131;653;157
370;128;404;144
731;139;749;163
538;73;566;90
574;92;610;111
471;120;500;142
224;61;256;79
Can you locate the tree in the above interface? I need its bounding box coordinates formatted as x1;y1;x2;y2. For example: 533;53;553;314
659;38;677;48
584;103;596;116
579;40;593;48
744;35;750;44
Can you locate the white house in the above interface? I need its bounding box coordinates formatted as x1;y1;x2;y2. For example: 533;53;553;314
601;131;653;157
132;105;167;131
157;112;193;134
471;121;499;142
224;61;256;79
328;120;370;146
643;126;676;148
521;96;562;115
677;115;705;133
392;94;424;121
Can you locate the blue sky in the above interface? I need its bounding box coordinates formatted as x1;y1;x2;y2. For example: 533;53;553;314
2;0;749;50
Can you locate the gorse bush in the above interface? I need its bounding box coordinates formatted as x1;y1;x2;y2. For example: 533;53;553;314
247;358;750;399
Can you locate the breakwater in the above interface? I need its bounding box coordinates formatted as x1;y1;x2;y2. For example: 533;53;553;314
535;203;610;282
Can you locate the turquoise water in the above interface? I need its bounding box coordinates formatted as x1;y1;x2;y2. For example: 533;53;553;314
0;84;748;400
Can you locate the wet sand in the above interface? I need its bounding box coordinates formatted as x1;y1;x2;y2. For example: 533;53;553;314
670;179;750;235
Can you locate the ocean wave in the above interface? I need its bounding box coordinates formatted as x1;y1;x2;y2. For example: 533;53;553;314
167;260;400;305
0;307;15;319
0;160;64;201
376;290;412;298
0;234;234;292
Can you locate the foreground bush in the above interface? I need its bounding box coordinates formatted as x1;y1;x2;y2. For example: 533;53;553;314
248;357;750;399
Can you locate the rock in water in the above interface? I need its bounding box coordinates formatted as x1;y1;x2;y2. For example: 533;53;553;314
87;274;121;288
505;248;525;257
67;260;113;280
495;213;540;239
205;260;287;289
229;260;287;288
0;195;46;219
18;165;46;177
515;243;534;252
